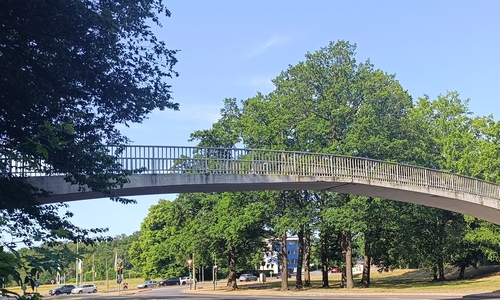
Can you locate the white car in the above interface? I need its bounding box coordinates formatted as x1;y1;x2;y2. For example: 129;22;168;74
179;276;197;285
137;280;158;289
71;284;97;294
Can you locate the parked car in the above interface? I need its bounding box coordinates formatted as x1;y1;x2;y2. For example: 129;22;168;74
179;276;197;285
159;278;180;286
275;272;292;279
71;284;97;294
49;285;75;295
239;273;258;282
137;280;158;289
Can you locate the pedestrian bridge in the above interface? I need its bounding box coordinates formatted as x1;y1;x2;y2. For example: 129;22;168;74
17;146;500;225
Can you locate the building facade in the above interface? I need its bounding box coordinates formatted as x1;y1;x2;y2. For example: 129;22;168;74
261;237;300;275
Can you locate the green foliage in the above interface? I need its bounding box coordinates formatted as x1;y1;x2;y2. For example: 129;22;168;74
130;192;269;285
1;0;179;288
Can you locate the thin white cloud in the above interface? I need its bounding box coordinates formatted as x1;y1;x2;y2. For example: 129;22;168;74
246;34;290;58
249;75;275;94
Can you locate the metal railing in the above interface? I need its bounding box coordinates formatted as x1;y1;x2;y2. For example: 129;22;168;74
7;145;500;200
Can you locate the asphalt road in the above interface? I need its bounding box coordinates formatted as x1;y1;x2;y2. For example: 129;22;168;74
43;283;500;300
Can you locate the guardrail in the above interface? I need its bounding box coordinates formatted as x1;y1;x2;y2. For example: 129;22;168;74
6;145;500;200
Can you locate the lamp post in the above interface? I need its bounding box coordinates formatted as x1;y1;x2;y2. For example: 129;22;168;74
186;259;193;290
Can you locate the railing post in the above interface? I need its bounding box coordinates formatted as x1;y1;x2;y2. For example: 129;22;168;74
330;155;333;176
204;149;207;173
424;169;427;187
152;147;155;175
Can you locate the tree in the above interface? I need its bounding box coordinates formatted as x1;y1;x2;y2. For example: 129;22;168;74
406;92;500;278
240;41;414;288
195;192;268;289
1;0;179;291
130;197;196;279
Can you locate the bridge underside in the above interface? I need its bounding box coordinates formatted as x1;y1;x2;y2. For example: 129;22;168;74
26;174;500;225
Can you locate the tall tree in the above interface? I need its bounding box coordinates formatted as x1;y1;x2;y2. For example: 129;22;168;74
406;92;500;277
1;0;178;244
1;0;178;290
199;192;268;289
254;41;414;288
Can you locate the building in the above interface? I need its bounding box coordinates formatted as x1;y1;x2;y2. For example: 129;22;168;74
261;237;300;275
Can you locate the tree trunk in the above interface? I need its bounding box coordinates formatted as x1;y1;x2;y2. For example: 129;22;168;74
438;261;445;281
295;227;304;290
432;266;438;281
458;263;466;280
320;231;329;288
304;229;311;287
342;230;354;289
281;230;289;291
341;267;346;288
362;240;371;287
226;247;238;289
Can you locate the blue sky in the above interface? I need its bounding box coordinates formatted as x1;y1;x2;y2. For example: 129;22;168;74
66;0;500;238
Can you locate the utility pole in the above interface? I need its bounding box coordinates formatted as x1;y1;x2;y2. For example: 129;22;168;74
105;257;109;293
92;254;95;284
75;242;79;286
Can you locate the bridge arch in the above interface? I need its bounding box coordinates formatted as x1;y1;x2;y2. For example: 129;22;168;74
18;146;500;225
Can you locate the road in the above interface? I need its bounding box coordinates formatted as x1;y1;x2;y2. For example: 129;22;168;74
43;283;500;300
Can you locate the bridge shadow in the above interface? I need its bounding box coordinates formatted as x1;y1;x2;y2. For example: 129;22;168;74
463;290;500;299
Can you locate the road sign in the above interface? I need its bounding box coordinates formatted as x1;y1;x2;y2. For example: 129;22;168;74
117;258;122;264
51;280;55;284
117;278;122;284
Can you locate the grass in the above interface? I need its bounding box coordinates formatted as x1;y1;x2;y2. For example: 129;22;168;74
226;265;500;295
8;266;500;297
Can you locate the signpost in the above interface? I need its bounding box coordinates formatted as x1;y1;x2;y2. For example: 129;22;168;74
186;259;193;290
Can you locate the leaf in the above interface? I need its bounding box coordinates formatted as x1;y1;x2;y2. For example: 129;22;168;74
36;145;49;160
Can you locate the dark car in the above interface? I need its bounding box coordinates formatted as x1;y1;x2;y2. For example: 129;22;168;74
239;273;258;282
160;278;180;286
275;272;292;279
49;285;75;295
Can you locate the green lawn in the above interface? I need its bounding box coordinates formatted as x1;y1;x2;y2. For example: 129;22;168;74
231;265;500;294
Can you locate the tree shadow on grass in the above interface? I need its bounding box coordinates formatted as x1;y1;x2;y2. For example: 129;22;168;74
234;266;500;294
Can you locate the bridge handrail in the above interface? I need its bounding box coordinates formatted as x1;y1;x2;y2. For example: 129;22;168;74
6;145;500;200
